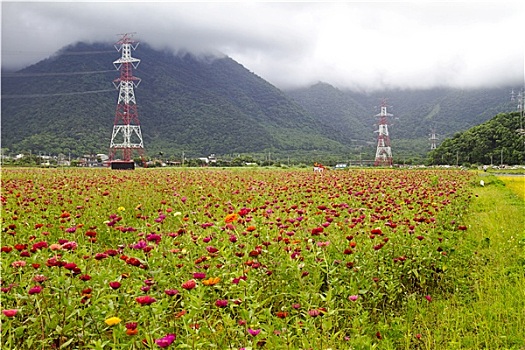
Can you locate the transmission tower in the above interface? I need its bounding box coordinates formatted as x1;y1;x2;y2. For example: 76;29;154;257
109;33;145;169
429;128;438;150
511;88;525;135
373;99;393;166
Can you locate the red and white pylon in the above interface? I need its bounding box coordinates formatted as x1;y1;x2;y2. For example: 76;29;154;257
373;99;393;166
109;33;145;165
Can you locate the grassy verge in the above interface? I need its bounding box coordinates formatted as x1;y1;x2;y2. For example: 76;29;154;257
405;174;525;349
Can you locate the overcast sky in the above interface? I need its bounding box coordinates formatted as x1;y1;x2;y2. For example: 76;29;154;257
1;1;524;92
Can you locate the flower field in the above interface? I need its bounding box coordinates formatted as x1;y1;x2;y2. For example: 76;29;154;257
1;168;475;349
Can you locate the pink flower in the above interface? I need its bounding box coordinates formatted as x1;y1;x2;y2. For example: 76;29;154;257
308;309;320;317
61;241;77;250
155;333;176;348
49;243;62;251
11;260;26;268
2;309;18;317
425;295;432;302
348;295;359;302
33;275;47;283
247;328;260;336
65;226;77;233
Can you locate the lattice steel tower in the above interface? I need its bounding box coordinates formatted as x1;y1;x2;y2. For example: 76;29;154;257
373;99;393;166
109;33;145;167
429;128;438;150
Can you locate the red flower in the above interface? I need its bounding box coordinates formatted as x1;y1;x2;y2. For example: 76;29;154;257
109;281;121;289
275;311;289;318
28;286;42;295
136;295;156;305
215;299;228;308
2;309;18;317
182;280;196;290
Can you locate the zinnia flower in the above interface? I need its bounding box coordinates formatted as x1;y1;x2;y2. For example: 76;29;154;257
275;311;288;318
155;333;176;348
165;289;179;296
11;260;26;268
215;299;228;308
308;309;320;317
224;213;238;223
192;272;206;279
136;295;156;305
181;280;196;290
28;286;42;295
247;328;260;336
125;322;138;335
2;309;18;317
109;281;121;289
202;277;220;286
105;317;122;326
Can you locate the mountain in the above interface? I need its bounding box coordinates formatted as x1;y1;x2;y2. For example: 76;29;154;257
1;41;521;164
427;111;524;165
1;42;346;161
285;83;519;160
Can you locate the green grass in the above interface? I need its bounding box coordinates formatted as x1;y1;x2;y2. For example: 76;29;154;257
406;174;525;349
497;175;525;201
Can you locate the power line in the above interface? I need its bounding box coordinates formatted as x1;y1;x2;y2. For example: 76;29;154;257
2;70;115;78
1;89;114;99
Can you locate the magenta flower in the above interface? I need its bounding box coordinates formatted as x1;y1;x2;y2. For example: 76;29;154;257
348;295;359;302
215;299;228;308
247;328;261;336
193;272;206;280
28;286;42;295
155;333;176;348
165;289;179;296
132;240;147;250
425;295;432;302
146;233;162;244
65;226;77;233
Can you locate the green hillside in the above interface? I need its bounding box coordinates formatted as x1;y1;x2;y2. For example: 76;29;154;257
286;83;519;161
1;42;346;161
428;111;524;165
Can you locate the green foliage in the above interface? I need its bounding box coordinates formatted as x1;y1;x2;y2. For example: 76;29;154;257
427;112;525;165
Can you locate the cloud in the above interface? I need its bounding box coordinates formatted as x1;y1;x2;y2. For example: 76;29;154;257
2;1;523;92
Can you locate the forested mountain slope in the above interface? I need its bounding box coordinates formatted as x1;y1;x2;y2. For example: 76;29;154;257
1;41;520;162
